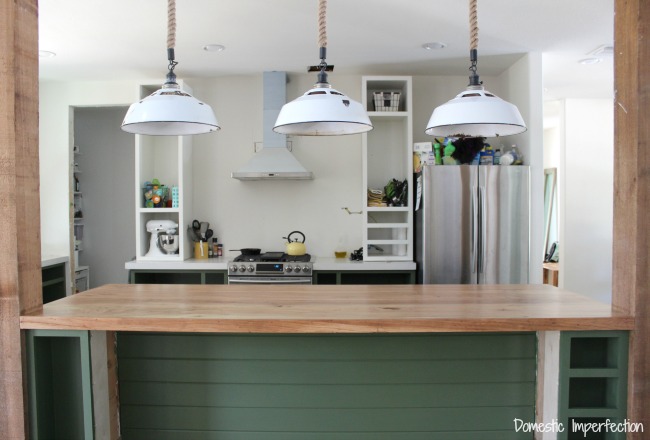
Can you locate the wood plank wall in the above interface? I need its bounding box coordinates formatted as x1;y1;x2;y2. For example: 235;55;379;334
0;0;41;439
117;333;536;440
613;0;650;436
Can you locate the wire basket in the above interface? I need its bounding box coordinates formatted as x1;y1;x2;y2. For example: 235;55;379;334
373;91;401;111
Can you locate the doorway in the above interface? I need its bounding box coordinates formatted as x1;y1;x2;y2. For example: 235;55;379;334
72;106;135;287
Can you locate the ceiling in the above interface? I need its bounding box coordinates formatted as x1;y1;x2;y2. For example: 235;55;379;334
38;0;614;101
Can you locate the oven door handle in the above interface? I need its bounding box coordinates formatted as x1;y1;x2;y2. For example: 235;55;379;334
228;278;312;284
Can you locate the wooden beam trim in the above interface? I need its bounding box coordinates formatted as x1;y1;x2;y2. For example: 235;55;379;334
613;0;650;436
0;0;40;438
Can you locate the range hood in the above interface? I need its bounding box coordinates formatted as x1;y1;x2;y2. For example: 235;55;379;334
232;72;314;180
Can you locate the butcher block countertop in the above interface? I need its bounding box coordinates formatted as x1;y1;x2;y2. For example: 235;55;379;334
21;284;633;333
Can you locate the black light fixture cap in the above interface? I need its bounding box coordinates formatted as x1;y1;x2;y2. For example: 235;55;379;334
316;46;329;84
165;48;179;86
468;48;482;87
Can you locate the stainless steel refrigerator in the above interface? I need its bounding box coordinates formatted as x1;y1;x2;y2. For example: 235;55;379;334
415;165;530;284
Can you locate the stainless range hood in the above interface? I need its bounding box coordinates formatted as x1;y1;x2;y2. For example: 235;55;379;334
232;72;313;180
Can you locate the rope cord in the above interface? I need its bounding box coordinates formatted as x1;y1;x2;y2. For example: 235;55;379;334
469;0;478;51
318;0;327;48
167;0;176;50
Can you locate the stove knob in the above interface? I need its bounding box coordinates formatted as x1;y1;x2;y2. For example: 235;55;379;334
247;265;255;272
302;266;311;273
294;266;301;273
229;265;238;273
238;265;246;272
285;265;293;273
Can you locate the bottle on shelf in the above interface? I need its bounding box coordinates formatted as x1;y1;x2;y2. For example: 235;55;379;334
510;145;523;165
433;142;442;165
493;149;502;165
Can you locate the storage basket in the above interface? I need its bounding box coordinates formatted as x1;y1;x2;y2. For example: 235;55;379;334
373;91;401;111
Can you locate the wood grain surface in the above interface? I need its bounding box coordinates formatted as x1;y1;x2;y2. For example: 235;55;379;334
0;0;40;438
613;0;650;435
20;284;633;333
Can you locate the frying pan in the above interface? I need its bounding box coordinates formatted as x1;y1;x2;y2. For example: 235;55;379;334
230;248;261;255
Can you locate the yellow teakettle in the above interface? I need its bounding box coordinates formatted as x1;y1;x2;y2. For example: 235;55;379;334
284;231;306;256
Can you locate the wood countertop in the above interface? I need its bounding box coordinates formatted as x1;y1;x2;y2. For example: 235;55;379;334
20;283;633;333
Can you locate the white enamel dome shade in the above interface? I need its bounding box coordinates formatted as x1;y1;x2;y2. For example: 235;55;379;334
425;87;526;138
274;86;372;136
122;86;220;136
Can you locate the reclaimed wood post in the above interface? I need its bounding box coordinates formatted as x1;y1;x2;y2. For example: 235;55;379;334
613;0;650;436
0;0;41;438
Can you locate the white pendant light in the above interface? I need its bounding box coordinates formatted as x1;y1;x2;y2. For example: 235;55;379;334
425;0;526;138
121;0;219;136
273;0;372;136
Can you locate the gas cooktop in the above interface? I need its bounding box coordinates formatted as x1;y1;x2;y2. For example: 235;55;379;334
233;252;312;263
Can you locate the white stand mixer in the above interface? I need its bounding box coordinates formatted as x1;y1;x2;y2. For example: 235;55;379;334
145;219;179;258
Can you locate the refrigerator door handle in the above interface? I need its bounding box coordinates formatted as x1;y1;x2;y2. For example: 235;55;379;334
471;185;478;274
480;185;487;274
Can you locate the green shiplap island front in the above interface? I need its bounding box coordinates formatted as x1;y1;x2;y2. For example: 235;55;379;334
117;332;536;440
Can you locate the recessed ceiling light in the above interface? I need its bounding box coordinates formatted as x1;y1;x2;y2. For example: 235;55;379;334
422;42;447;50
39;50;56;58
203;44;225;52
579;57;601;65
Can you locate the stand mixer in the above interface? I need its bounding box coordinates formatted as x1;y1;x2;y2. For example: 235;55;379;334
145;219;179;257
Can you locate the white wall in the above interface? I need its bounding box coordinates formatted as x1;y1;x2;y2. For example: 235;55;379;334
544;101;563;256
39;80;143;259
561;99;614;303
189;74;365;257
40;68;544;275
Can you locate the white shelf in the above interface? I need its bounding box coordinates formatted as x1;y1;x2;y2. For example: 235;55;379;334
361;76;413;262
368;239;409;245
364;255;412;262
134;80;194;261
366;206;409;212
138;207;181;214
367;223;408;229
367;111;408;119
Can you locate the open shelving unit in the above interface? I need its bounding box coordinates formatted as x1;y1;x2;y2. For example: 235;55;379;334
558;331;629;440
72;147;84;264
134;81;194;261
361;76;413;261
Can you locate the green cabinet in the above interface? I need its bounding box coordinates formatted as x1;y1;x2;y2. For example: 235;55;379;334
558;331;629;440
129;270;227;284
129;269;415;285
42;262;67;303
314;270;415;284
26;330;94;440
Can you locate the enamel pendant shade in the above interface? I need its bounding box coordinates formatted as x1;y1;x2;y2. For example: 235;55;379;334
122;83;220;136
274;83;372;136
425;85;526;138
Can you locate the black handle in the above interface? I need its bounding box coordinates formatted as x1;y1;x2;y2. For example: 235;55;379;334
287;231;305;243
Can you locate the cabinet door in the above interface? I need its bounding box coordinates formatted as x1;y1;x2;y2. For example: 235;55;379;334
42;263;67;303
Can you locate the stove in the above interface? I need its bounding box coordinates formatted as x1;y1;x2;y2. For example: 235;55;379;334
228;252;313;284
